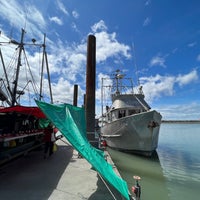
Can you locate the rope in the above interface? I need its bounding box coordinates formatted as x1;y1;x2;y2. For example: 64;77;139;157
60;137;118;199
23;48;39;96
97;173;118;200
60;137;135;200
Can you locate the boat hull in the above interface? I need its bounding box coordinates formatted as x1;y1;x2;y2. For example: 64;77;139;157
100;110;162;156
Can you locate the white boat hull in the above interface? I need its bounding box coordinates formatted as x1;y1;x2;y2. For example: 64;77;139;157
100;110;162;156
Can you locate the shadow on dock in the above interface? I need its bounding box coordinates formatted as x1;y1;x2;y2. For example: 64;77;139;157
0;144;73;200
0;140;124;200
88;173;123;200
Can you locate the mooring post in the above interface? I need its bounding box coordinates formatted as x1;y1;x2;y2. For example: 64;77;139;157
85;35;98;147
73;84;78;106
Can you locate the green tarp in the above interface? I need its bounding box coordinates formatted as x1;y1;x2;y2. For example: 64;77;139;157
36;100;130;200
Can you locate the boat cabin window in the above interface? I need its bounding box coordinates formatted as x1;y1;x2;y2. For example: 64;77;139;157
107;113;111;122
128;109;144;115
128;109;143;115
118;110;126;118
109;109;128;121
111;111;117;121
128;110;136;115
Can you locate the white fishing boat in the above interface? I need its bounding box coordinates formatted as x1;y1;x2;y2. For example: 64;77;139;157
99;69;162;156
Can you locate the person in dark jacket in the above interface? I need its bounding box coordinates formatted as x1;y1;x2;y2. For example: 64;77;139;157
43;123;55;159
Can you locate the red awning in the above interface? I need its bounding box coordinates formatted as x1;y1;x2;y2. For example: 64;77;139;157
0;105;46;119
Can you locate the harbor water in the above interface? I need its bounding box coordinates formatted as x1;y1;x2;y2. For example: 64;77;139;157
108;123;200;200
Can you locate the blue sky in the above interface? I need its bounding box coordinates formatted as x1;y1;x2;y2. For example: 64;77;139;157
0;0;200;120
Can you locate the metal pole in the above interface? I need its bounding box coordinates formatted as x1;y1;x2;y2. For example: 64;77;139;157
73;84;78;106
85;35;96;144
12;29;25;106
39;34;45;101
45;51;53;104
0;49;12;98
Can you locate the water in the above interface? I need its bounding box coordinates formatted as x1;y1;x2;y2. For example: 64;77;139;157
108;123;200;200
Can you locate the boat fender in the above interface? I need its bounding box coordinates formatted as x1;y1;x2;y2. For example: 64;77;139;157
102;140;107;147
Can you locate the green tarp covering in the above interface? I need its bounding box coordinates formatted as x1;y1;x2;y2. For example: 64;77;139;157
36;100;130;200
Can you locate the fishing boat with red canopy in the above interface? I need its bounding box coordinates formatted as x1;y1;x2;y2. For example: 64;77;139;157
0;105;46;118
0;29;52;164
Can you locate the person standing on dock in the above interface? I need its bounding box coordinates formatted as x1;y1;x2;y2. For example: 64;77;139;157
43;123;55;159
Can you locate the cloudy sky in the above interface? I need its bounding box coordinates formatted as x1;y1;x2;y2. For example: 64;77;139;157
0;0;200;120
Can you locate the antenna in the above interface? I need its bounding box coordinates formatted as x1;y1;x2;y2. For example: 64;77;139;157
23;2;29;31
132;42;140;86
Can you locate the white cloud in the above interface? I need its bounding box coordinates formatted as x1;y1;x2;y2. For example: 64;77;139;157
95;72;119;116
48;20;131;85
71;22;79;33
51;77;84;104
143;17;151;26
0;1;25;29
95;69;199;118
176;70;198;86
197;54;200;61
72;10;79;19
0;1;46;38
188;42;197;47
172;48;178;54
47;43;86;82
42;20;131;107
149;55;166;67
49;16;63;25
140;70;198;102
49;21;131;104
157;102;200;120
96;73;112;100
0;12;131;102
26;5;46;30
145;0;151;6
140;75;175;102
91;20;108;32
56;0;69;15
95;32;131;62
90;21;131;63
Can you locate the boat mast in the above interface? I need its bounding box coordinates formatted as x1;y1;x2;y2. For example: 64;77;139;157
39;34;53;103
0;49;12;100
116;71;120;95
115;69;124;95
45;48;53;104
39;35;45;101
11;29;25;106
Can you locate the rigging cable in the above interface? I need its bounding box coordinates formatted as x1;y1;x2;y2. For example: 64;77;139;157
23;47;40;97
60;137;123;200
98;173;118;200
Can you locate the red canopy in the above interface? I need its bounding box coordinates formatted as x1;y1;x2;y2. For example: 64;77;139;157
0;105;46;119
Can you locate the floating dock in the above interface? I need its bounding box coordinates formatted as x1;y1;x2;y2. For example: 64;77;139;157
0;137;128;200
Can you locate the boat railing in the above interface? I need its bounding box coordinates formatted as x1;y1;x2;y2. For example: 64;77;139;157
0;130;44;142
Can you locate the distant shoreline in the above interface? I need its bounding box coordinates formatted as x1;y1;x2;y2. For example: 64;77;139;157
162;120;200;124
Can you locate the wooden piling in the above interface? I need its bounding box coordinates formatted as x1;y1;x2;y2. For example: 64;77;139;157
85;35;98;147
73;84;78;106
